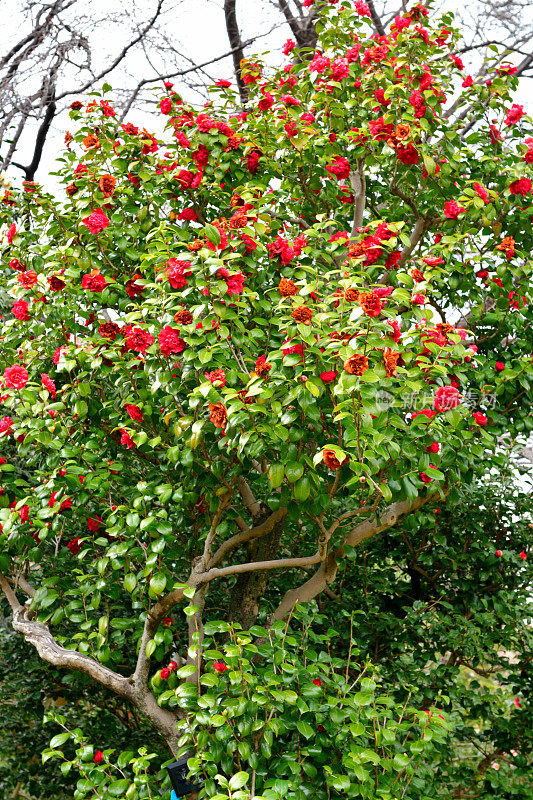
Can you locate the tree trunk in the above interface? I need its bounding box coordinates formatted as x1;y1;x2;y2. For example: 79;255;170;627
228;512;286;629
224;0;248;105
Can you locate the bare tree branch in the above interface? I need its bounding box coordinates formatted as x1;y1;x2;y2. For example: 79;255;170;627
270;491;444;621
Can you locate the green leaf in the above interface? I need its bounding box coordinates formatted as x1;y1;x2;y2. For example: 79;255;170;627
205;224;221;245
352;764;369;782
123;573;137;593
268;463;285;488
108;779;131;795
49;732;70;748
296;720;314;739
150;573;167;595
146;640;156;658
176;664;198;677
229;771;249;790
393;753;411;770
285;461;304;482
353;692;373;706
329;774;350;791
293;476;311;501
422;153;437;175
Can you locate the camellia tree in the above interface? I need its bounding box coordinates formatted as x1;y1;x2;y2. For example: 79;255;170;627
0;0;532;797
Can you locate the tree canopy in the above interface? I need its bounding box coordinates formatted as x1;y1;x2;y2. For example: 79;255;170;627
0;1;531;798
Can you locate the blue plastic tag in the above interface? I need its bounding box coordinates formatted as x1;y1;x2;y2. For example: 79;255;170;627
171;792;180;800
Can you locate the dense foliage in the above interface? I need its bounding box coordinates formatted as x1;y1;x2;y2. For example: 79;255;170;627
0;0;532;797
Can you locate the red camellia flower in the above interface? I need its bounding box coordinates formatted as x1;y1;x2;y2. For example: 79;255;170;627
473;412;488;425
322;449;342;470
326;156;350;181
3;365;29;389
126;275;144;298
283;38;296;55
41;373;56;397
0;416;14;435
359;291;382;317
125;327;154;353
504;104;525;126
369;117;394;140
87;516;103;531
120;429;136;449
165;258;192;289
12;300;29;320
443;200;465;219
81;208;110;234
6;223;17;244
387;319;401;342
319;370;338;383
81;270;107;292
67;538;81;555
396;144;419;165
48;275;66;292
99;321;120;340
508;291;526;310
125;404;143;421
59;496;72;512
160;97;173;114
93;751;104;764
282;340;305;361
159;326;186;356
209;402;227;430
313;678;323;687
205;369;226;387
177;207;198;222
17;271;38;289
213;660;229;673
160;667;171;680
433;385;461;412
100;100;116;117
495;361;505;372
473;182;488;202
519;550;527;560
419;472;433;484
53;346;68;365
495;549;502;557
509;177;532;196
427;441;440;453
216;267;245;295
163;617;172;626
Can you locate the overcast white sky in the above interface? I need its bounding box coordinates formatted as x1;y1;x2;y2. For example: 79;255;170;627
2;0;287;182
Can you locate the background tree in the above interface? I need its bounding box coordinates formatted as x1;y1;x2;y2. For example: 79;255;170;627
0;1;532;797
